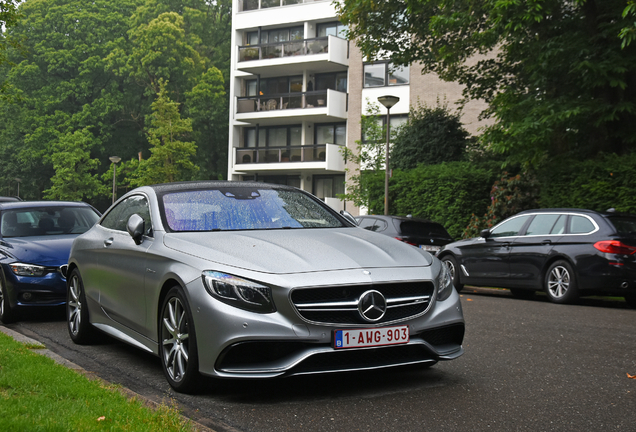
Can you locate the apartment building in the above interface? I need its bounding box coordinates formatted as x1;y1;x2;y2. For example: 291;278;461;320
228;0;487;215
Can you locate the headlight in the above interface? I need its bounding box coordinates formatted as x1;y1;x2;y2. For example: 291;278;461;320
10;263;48;277
202;271;276;313
436;262;454;302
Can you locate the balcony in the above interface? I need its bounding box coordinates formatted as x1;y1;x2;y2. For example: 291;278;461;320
235;144;345;172
235;89;347;124
236;36;348;76
239;0;326;12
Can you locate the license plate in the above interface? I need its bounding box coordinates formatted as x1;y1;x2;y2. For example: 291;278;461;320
421;245;441;252
334;325;409;349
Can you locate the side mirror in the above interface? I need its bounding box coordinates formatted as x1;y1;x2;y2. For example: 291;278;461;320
127;214;145;245
480;228;491;239
340;210;358;226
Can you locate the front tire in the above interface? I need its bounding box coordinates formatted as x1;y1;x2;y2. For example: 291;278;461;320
544;260;578;304
441;255;464;292
0;274;18;324
160;287;201;393
67;268;95;344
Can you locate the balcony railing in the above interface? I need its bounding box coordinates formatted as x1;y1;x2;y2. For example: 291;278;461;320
239;37;329;62
239;0;326;12
237;145;334;164
237;90;333;113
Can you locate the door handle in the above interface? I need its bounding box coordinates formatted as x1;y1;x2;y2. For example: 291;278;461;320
542;240;552;245
104;238;114;247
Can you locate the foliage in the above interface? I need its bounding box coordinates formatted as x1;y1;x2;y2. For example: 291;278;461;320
129;80;198;186
336;0;636;167
537;152;636;213
620;1;636;48
0;0;24;99
0;0;229;208
391;101;470;170
463;172;539;238
362;161;500;239
339;101;393;209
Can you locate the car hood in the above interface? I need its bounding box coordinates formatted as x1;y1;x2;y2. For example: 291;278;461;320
0;235;75;266
163;227;433;274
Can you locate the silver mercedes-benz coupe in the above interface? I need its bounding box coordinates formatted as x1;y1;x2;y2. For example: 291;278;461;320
66;181;465;393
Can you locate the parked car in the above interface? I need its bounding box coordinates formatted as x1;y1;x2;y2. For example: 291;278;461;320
0;201;101;323
0;196;21;202
66;181;465;393
438;208;636;307
356;215;454;255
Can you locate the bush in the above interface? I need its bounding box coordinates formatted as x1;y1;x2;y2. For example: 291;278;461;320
365;161;500;239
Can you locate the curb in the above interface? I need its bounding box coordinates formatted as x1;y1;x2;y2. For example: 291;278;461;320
0;325;216;432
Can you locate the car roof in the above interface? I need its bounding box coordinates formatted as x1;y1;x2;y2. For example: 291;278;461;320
0;196;20;202
517;208;636;218
357;215;439;224
0;201;94;210
149;180;297;194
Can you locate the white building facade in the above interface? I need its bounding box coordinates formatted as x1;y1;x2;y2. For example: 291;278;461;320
228;0;487;215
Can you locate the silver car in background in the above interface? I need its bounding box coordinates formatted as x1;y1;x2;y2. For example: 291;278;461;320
66;181;465;393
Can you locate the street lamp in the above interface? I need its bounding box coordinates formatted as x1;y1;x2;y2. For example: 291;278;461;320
377;95;400;215
109;156;121;204
14;178;21;199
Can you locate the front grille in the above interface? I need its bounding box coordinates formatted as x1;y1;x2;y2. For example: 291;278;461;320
291;281;435;325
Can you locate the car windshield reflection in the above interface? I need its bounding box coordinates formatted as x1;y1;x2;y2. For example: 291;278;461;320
161;188;345;232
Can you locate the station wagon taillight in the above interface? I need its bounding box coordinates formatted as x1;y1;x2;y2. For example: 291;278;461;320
593;240;636;255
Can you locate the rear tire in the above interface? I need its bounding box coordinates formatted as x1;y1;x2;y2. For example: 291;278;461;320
160;286;202;394
67;269;95;344
441;255;464;292
544;260;578;304
0;275;18;324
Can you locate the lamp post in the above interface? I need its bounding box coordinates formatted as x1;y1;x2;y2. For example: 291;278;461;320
109;156;121;204
14;178;21;199
377;95;400;215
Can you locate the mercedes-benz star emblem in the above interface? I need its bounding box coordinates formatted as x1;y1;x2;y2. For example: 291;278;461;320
358;290;387;322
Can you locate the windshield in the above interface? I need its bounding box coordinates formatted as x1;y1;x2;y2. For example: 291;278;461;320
0;206;100;238
161;188;345;232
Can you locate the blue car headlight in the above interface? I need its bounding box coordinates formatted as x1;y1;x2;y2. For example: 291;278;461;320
202;271;276;313
436;262;454;302
10;263;48;277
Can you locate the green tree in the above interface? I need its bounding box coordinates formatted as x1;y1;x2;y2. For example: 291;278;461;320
391;102;470;170
0;0;24;100
44;128;107;200
130;80;198;186
336;0;636;166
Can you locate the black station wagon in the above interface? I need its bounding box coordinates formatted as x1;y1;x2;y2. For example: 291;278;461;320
438;208;636;307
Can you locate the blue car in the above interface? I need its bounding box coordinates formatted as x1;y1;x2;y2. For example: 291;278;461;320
0;201;101;323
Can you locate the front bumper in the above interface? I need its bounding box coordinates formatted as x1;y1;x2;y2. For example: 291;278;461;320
186;266;465;379
1;264;67;309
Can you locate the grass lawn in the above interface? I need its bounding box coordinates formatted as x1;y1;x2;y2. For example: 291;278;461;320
0;331;193;431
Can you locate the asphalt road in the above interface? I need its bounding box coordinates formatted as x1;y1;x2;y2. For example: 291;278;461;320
5;288;636;432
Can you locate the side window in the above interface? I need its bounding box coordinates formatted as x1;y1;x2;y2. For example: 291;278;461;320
490;215;530;238
357;218;376;230
101;195;152;236
550;215;566;234
525;214;560;236
569;215;595;234
374;219;388;232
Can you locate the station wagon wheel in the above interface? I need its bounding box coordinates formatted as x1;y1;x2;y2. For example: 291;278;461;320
160;287;201;393
66;269;95;344
0;274;18;324
544;260;578;304
441;255;464;292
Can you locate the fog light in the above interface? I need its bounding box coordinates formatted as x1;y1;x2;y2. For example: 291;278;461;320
22;292;33;301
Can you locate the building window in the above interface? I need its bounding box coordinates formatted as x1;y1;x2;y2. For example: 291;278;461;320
245;76;303;96
317;21;348;39
244;125;302;148
361;114;408;142
313;175;345;200
315;72;347;93
315;123;346;145
246;27;304;45
363;62;409;87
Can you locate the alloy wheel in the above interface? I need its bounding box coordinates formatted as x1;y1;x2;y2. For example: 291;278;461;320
547;265;570;298
67;275;82;336
161;296;190;383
